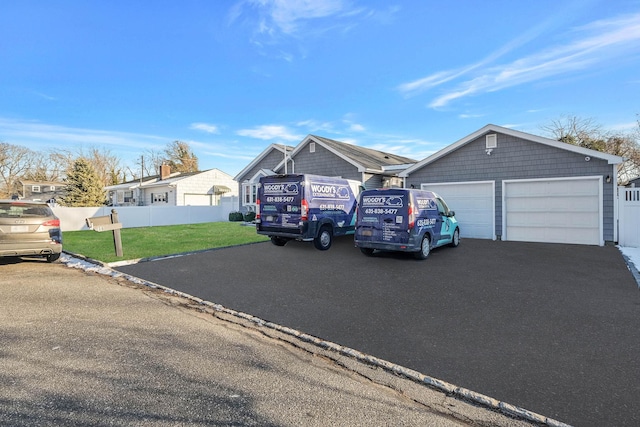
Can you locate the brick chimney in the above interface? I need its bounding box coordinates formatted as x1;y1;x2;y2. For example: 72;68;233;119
160;164;171;180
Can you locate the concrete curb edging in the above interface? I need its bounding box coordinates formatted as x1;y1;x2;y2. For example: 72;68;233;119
61;252;572;427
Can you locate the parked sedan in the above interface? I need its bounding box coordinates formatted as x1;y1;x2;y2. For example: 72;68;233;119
0;200;62;262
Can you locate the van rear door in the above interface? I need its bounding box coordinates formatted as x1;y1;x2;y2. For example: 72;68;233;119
258;176;304;232
356;189;410;245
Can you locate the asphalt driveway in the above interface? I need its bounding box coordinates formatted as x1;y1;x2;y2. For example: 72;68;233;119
116;237;640;427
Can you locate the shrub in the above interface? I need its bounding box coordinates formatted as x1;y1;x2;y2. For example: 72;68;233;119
243;211;256;222
228;212;244;222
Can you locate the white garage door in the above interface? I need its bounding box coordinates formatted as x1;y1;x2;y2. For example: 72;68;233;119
421;181;495;239
503;177;602;245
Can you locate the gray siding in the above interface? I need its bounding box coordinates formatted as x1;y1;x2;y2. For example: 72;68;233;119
405;132;616;242
284;142;362;181
363;173;383;190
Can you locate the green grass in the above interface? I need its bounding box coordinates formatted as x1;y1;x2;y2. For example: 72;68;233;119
63;222;269;263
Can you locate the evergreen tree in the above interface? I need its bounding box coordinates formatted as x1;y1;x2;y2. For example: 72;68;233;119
61;158;106;207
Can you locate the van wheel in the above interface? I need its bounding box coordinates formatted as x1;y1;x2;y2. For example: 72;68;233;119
414;234;431;260
314;225;333;250
359;248;374;256
450;228;460;247
270;237;288;247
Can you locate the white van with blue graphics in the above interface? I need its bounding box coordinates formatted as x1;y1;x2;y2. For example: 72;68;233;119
256;174;358;250
354;188;460;259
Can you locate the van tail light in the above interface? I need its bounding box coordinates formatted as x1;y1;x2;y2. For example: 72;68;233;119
407;203;416;230
301;199;309;221
255;199;261;219
42;219;60;227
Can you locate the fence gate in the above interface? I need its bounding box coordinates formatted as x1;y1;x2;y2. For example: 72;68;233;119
619;187;640;247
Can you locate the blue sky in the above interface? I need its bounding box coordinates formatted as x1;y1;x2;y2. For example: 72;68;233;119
1;0;639;177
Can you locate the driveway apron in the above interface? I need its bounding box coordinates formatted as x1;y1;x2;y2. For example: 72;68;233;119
116;237;640;427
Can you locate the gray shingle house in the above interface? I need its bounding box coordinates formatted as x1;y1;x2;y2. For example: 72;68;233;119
234;135;416;213
400;124;623;246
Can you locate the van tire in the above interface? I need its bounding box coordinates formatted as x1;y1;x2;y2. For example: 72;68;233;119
414;234;431;260
450;228;460;247
359;247;375;256
270;237;288;246
314;225;333;250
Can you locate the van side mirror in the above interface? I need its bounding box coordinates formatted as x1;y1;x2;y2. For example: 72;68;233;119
448;211;456;217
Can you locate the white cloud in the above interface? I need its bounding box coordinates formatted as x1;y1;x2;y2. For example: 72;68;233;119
236;124;302;141
190;123;220;134
399;12;640;108
0;118;166;151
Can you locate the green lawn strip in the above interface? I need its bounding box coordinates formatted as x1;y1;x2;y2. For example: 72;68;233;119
63;222;268;263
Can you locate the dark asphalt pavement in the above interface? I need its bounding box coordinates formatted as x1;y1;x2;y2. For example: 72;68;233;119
116;237;640;427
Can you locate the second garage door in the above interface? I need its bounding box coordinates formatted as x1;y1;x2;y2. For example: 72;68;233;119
421;181;495;239
503;177;602;245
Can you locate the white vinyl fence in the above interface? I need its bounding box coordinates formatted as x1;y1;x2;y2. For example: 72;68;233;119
619;187;640;248
53;196;239;232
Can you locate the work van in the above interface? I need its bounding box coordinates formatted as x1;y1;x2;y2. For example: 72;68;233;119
354;188;460;259
256;174;359;250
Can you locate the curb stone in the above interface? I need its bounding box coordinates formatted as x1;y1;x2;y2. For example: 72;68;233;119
61;251;573;427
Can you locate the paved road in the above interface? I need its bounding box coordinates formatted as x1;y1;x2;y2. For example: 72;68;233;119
1;256;534;427
116;237;640;427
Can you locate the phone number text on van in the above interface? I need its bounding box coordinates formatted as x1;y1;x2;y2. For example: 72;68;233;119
363;208;399;215
319;204;346;211
266;196;296;203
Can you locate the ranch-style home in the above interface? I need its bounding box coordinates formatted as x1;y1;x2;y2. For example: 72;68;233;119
400;124;623;246
234;135;416;213
105;165;237;207
234;124;624;246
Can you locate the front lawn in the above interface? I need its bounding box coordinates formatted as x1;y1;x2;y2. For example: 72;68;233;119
63;222;269;263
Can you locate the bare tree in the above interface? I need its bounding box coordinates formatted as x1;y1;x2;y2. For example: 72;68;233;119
541;114;640;184
0;142;39;198
52;146;125;186
164;140;199;173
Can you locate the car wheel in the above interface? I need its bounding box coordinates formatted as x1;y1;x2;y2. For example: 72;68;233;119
270;237;288;247
313;225;333;250
46;253;61;263
450;228;460;247
414;234;431;260
359;247;375;256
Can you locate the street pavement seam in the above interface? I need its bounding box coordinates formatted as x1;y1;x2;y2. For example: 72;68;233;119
61;251;573;427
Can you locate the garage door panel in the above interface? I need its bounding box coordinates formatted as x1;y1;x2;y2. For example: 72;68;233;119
422;182;494;240
504;178;601;245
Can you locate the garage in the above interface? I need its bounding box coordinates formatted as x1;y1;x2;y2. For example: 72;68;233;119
503;177;602;245
421;181;495;239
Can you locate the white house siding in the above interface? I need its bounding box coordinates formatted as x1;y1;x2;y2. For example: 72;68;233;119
404;132;617;244
174;169;238;206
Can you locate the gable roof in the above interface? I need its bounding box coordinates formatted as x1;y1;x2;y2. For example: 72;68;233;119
286;135;416;174
234;143;294;181
400;124;624;177
104;169;220;191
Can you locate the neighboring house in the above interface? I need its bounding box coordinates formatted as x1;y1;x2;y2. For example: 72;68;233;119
400;124;623;246
627;176;640;187
16;180;67;203
234;135;416;213
105;165;238;207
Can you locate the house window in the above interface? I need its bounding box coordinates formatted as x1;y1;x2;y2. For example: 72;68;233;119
242;182;258;206
152;192;168;203
243;184;251;204
124;191;134;203
310;142;316;153
32;185;41;193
